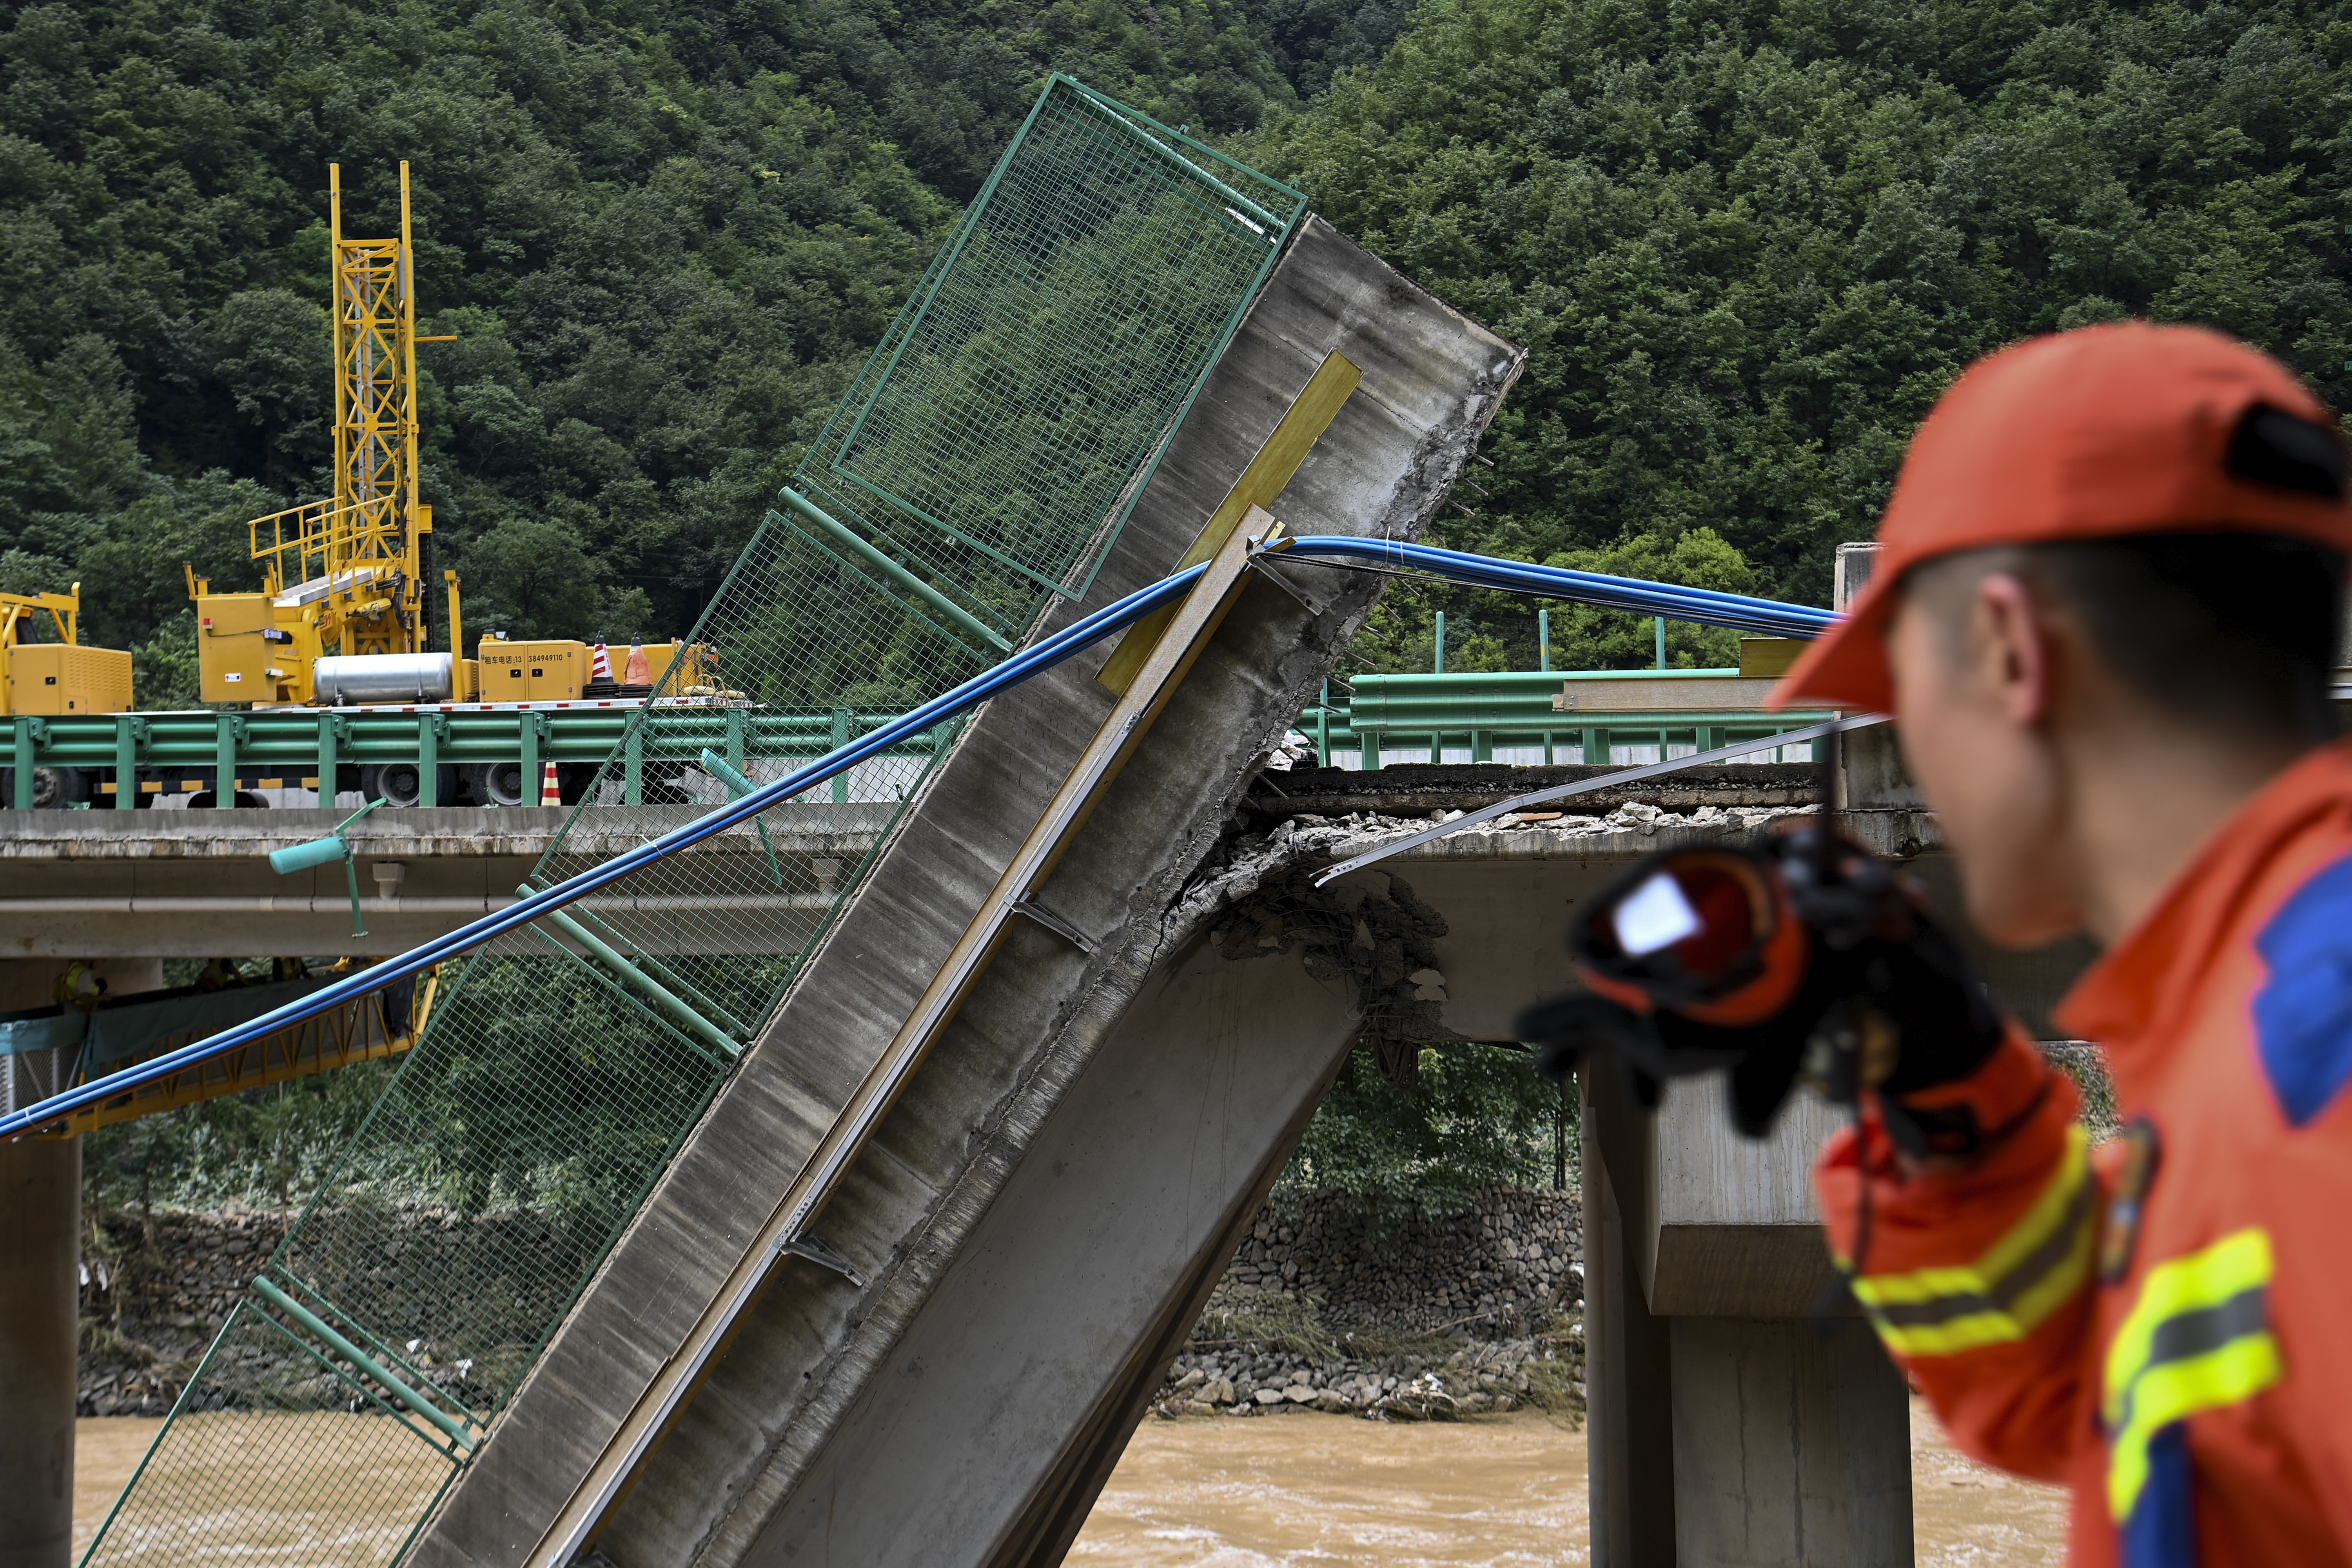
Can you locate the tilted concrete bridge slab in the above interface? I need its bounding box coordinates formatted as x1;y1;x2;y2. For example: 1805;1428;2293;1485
406;216;1522;1567
417;789;2085;1567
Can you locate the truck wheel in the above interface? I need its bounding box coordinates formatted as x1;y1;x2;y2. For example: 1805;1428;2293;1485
476;761;527;807
362;762;423;808
361;762;460;808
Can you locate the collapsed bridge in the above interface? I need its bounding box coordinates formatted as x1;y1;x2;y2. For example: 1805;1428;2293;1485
5;75;2040;1568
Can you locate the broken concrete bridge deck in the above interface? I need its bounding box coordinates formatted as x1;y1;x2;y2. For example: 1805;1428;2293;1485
0;803;895;957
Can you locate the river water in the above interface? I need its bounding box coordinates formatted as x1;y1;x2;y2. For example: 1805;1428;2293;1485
77;1399;2063;1563
1068;1396;2065;1566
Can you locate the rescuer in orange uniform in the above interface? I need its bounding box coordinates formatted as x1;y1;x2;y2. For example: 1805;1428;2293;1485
1521;322;2352;1566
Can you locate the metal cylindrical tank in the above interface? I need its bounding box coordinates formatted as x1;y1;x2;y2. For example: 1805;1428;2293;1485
314;653;454;705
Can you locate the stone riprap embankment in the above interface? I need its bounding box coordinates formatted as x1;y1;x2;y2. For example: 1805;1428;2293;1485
80;1187;1590;1423
77;1208;289;1416
74;1202;590;1417
1220;1185;1583;1334
1150;1328;1583;1423
1149;1185;1588;1422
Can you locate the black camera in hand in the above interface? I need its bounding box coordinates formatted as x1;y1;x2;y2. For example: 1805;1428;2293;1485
1514;823;2003;1156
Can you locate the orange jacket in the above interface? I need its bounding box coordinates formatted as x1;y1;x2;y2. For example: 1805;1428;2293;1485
1816;740;2352;1567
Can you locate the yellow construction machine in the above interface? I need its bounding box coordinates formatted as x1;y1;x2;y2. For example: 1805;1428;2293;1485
189;162;469;708
185;163;720;714
1;584;132;716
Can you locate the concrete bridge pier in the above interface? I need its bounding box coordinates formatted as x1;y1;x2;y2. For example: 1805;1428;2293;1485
0;958;158;1568
0;1132;79;1568
1581;1060;1912;1568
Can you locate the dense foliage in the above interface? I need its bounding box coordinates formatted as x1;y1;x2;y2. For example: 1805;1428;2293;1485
1281;1039;1575;1210
1254;0;2352;672
0;0;1327;704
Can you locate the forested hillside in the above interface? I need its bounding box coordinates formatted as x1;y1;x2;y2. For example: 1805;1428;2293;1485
4;0;2349;695
0;0;1326;702
1252;0;2352;671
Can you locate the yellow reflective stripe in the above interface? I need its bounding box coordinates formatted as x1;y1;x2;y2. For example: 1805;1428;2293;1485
2103;1229;2274;1426
2106;1325;2280;1521
1848;1123;2095;1357
2102;1228;2282;1524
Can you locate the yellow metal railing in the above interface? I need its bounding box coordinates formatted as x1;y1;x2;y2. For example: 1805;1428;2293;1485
246;496;404;594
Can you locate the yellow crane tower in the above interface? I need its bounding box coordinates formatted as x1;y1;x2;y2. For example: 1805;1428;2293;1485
189;162;468;706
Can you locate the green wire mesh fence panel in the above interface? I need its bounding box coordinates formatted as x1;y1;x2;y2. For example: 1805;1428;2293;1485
796;73;1307;635
82;74;1298;1567
84;523;984;1568
78;1303;463;1567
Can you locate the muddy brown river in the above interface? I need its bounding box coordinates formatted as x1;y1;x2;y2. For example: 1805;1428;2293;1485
77;1399;2063;1563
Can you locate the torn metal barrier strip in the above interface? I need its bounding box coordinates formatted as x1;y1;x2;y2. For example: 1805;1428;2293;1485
1310;714;1892;887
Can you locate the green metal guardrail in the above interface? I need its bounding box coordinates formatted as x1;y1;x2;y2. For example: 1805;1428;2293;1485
1298;670;1833;766
2;675;1828;814
2;706;949;810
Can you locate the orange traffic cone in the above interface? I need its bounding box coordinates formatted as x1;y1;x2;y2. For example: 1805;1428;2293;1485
539;761;561;806
622;639;651;686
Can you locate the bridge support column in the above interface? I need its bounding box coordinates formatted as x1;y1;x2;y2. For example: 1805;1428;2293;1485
1667;1315;1910;1568
1582;1089;1677;1568
0;1132;79;1568
1582;1063;1912;1568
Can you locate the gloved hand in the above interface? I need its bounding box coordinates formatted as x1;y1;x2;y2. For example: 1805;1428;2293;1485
1514;824;2006;1157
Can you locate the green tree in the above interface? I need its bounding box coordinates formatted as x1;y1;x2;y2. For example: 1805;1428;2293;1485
1283;1039;1572;1210
0;0;1321;674
457;517;605;642
1249;0;2352;671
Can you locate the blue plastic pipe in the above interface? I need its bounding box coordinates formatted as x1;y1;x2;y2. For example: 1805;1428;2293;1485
0;539;1838;1140
1270;536;1838;639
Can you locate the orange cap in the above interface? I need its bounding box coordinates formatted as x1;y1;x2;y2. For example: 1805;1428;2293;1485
1770;323;2352;712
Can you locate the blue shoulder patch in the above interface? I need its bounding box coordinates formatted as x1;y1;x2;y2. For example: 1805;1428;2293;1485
2252;852;2352;1129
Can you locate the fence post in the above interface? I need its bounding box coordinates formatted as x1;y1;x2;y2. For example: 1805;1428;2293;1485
12;718;36;809
830;707;851;804
519;712;542;806
115;715;140;809
316;713;339;809
419;716;441;808
214;711;239;808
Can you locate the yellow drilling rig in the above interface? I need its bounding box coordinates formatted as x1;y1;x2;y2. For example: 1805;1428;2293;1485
188;162;468;707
